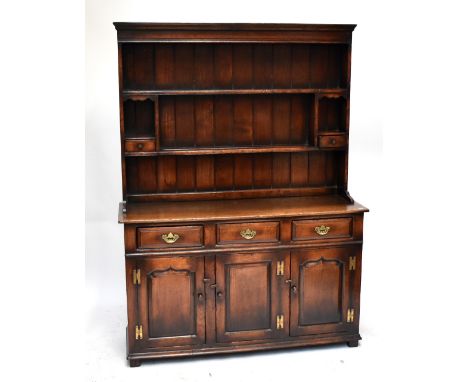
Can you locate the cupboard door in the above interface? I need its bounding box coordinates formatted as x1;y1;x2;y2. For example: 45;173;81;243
290;247;358;336
136;256;205;348
215;251;290;342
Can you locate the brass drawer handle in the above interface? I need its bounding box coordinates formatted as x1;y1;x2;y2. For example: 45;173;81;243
240;228;256;240
314;225;331;236
161;232;180;243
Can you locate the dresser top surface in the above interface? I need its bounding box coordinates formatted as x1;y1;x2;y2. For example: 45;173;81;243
119;196;368;224
113;23;357;31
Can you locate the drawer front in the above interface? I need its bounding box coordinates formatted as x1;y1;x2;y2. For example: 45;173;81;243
318;135;347;149
217;221;280;245
137;225;203;249
292;218;353;241
125;139;156;153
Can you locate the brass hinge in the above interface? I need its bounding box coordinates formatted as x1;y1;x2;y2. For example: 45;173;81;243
347;308;355;323
133;269;141;285
276;314;284;330
276;261;284;276
135;325;143;340
349;256;356;271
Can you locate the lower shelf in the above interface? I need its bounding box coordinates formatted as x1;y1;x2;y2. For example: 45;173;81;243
127;332;361;366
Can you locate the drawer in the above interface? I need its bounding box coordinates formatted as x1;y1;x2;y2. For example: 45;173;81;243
125;139;156;153
217;221;280;245
318;134;347;149
292;218;353;241
137;225;203;249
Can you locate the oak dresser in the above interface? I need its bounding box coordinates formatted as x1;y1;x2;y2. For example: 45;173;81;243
114;22;368;367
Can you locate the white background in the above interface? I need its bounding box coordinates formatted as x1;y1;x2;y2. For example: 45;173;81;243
2;0;468;381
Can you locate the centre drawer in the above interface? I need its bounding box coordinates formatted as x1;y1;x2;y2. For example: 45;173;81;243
292;217;353;241
217;221;280;245
137;225;204;249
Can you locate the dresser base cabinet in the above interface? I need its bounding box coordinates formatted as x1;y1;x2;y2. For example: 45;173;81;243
114;23;368;367
120;198;366;366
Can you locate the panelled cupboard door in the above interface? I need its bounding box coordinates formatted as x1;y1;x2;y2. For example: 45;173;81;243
290;246;359;336
136;256;205;349
215;251;290;342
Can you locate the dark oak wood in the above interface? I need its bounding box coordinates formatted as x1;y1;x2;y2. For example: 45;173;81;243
217;221;280;245
347;339;359;347
125;139;156;153
114;23;356;44
129;359;141;368
136;257;206;349
124;145;321;157
123;88;348;97
291;217;353;242
119;196;367;224
289;247;358;336
127;332;362;362
115;22;366;367
136;225;204;249
215;251;289;342
318;134;347;149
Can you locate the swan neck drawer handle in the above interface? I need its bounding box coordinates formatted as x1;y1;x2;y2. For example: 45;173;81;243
314;225;331;236
240;228;256;240
161;232;180;243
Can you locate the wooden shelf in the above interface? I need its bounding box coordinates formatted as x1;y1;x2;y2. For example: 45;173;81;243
125;145;319;156
122;88;348;98
318;131;347;136
119;195;368;224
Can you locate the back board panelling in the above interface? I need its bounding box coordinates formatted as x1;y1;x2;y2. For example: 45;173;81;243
125;152;340;196
121;43;348;90
158;94;311;148
122;44;154;89
124;99;155;138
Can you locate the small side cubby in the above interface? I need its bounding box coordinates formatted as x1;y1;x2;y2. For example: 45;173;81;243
318;96;347;133
124;99;156;139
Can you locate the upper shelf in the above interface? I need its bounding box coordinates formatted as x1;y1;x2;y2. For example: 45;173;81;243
125;145;321;157
122;88;348;98
121;43;349;90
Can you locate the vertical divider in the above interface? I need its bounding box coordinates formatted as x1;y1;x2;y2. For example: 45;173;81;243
342;42;352;194
153;95;160;151
118;43;127;200
345;95;350;135
313;95;320;146
342;94;351;194
230;95;234;147
288;96;292;145
346;43;352;90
